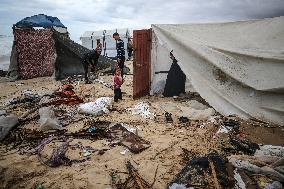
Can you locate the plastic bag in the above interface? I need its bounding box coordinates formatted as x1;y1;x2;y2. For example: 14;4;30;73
39;106;62;131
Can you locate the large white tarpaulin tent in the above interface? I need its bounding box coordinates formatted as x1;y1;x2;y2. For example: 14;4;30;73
151;17;284;125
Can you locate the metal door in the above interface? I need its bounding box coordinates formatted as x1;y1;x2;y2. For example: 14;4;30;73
133;29;151;99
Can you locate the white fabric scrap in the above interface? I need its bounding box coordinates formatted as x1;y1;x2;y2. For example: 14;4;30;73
120;148;129;155
169;183;194;189
109;123;137;134
95;78;113;89
128;102;155;119
216;125;232;134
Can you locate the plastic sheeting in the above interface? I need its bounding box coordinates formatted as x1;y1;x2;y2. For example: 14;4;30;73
151;17;284;125
14;14;66;28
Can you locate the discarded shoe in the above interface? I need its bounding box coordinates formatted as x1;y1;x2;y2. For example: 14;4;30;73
179;116;189;123
165;112;173;123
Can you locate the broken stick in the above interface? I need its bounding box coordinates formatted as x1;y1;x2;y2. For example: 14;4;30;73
209;161;221;189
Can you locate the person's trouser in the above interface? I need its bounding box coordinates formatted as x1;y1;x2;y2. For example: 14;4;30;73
83;60;89;82
118;57;125;78
128;49;133;59
83;61;96;83
114;88;122;102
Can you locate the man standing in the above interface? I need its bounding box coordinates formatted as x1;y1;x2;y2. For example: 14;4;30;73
113;32;125;77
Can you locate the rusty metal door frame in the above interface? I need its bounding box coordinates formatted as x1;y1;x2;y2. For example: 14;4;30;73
133;29;152;99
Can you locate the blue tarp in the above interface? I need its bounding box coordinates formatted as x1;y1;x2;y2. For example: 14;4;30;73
14;14;66;28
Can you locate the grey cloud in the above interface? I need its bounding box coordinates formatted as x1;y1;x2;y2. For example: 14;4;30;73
0;0;284;40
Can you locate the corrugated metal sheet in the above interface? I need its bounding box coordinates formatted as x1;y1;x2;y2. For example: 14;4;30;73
133;29;152;99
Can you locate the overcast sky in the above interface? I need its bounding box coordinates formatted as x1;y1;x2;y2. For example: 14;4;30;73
0;0;284;41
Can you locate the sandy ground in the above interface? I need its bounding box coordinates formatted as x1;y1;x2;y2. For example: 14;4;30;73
0;61;284;189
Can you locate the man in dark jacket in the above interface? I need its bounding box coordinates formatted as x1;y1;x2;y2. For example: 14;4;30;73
82;49;100;84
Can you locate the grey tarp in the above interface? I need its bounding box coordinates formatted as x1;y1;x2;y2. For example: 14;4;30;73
53;31;117;80
151;17;284;125
7;43;19;81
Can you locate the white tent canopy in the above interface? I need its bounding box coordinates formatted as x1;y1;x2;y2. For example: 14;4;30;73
81;28;132;58
151;17;284;125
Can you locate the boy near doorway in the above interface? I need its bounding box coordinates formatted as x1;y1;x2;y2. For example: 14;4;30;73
113;32;125;77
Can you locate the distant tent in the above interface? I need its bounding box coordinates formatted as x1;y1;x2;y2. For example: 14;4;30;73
80;28;132;58
8;14;117;80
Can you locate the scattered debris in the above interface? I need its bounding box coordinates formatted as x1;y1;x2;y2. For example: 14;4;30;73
43;138;73;167
218;133;259;156
0;110;7;116
165;112;173;123
55;84;76;97
94;78;113;89
169;183;193;189
120;148;129;155
109;122;137;134
0;70;7;77
179;116;189;124
265;181;283;189
233;168;246;189
7;90;41;106
87;126;97;133
255;145;284;158
128;102;155;119
168;150;234;188
111;161;156;189
35;184;45;189
108;123;150;153
229;155;284;182
159;100;215;121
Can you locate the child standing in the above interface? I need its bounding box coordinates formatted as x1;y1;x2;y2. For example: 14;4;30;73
113;68;123;102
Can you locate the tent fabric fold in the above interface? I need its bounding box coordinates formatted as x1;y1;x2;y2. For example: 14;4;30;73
151;17;284;125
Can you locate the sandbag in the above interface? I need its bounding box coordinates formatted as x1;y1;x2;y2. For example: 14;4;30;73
78;97;112;116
